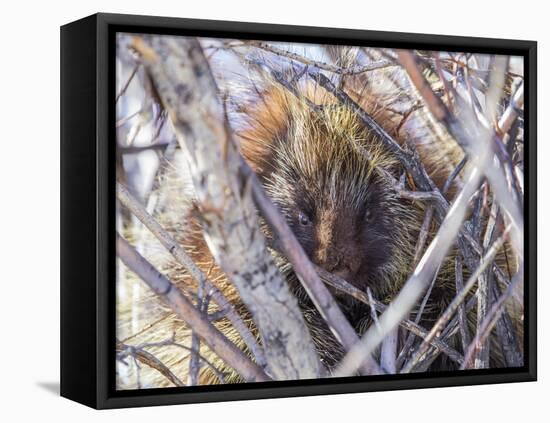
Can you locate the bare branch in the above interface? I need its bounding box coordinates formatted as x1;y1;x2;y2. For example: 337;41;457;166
396;264;440;370
248;41;394;75
136;335;228;383
401;226;510;373
117;340;185;387
118;142;170;155
188;280;207;385
116;62;140;104
116;181;266;368
442;157;468;194
475;200;500;368
116;232;269;382
497;82;524;137
455;255;471;353
381;327;398;374
413;206;435;266
410;296;479;372
396;190;441;202
461;266;524;369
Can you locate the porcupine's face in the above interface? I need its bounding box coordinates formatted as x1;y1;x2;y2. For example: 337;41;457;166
260;106;406;293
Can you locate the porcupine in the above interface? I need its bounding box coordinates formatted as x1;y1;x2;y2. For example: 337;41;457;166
115;51;523;389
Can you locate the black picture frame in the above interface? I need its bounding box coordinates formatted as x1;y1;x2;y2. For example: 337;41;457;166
60;12;537;409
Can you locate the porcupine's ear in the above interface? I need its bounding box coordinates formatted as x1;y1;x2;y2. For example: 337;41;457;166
236;83;298;179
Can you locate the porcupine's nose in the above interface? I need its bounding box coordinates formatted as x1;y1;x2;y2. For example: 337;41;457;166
314;207;360;283
326;243;363;284
322;251;352;281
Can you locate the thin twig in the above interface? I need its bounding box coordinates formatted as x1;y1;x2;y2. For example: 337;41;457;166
136;335;228;383
497;82;524;137
412;205;434;266
188;278;207;385
116;62;140;104
396;190;441;202
410;295;477;371
475;200;500;368
396;264;440;370
118;142;170;155
248;41;394;75
116;340;185;387
461;266;524;369
116;109;142;128
366;288;382;331
442;157;468;194
454;255;471;353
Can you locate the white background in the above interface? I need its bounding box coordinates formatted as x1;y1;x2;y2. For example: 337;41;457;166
1;0;545;421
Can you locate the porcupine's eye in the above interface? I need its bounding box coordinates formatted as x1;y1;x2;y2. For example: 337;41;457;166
364;209;373;223
298;211;312;226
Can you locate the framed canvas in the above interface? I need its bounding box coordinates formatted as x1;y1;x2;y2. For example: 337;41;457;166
60;13;537;409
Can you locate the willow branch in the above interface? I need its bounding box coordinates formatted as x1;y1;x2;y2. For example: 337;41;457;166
188;281;207;385
396;265;440;370
381;327;398;374
410;297;477;372
442;157;468;194
475;200;500;368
